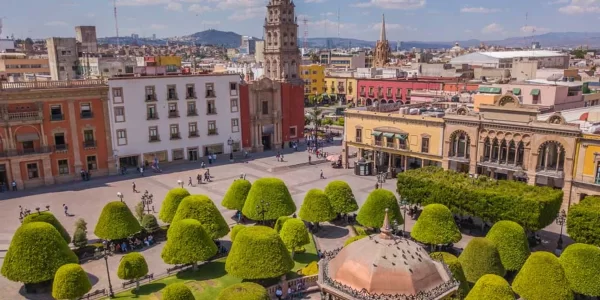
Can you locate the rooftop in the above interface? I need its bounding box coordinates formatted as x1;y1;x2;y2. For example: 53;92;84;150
481;50;566;59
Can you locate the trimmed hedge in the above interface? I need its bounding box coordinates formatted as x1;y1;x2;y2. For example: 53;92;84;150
22;211;71;244
459;237;505;284
280;218;310;257
72;227;88;248
1;222;78;284
397;167;563;231
324;180;358;214
162;219;218;265
559;243;600;297
52;264;92;300
231;224;246;243
344;235;367;247
217;282;269;300
141;214;159;233
274;216;293;233
299;189;336;223
94;201;142;240
222;179;252;211
430;252;470;297
411;204;461;245
242;178;297;221
117;252;149;280
159;188;191;224
486;221;530;271
566;195;600;247
162;283;195;300
512;251;573;300
301;261;319;276
356;189;402;228
172;195;229;240
225;226;294;279
465;274;514;300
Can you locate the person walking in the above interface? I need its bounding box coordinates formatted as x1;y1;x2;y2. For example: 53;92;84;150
197;173;202;184
11;180;17;191
308;155;312;164
188;177;193;186
132;182;138;193
63;204;69;216
320;170;325;179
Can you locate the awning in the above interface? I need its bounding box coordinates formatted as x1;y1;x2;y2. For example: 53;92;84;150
478;87;502;94
395;134;407;140
382;132;395;138
530;89;540;96
512;88;521;95
16;133;40;142
371;131;382;136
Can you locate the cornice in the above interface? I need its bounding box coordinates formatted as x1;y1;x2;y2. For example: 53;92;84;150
0;87;109;102
346;112;444;128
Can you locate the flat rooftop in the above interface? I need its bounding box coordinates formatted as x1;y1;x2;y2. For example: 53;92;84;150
481;50;566;59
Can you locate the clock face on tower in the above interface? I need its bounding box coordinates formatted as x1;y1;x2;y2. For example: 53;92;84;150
263;0;301;82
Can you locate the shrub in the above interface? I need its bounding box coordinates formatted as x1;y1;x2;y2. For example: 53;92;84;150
74;218;87;231
397;167;563;231
512;251;573;300
356;189;402;228
299;189;336;223
559;243;600;297
230;224;246;243
217;282;269;300
344;235;367;247
465;274;514;300
22;211;71;243
52;264;91;300
162;283;195;300
172;195;229;239
226;226;294;279
353;226;367;236
117;252;148;280
485;221;530;271
324;180;358;214
162;219;218;266
458;237;505;284
300;261;319;276
242;178;296;221
94;201;142;240
411;204;461;245
430;252;470;297
279;218;310;258
159;188;191;224
141;214;159;233
222;179;252;211
72;227;88;249
566;195;600;247
274;216;293;233
134;201;145;221
1;222;78;284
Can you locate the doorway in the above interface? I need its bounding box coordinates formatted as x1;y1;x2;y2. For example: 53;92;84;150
119;156;139;168
0;164;7;186
262;135;272;151
188;148;199;161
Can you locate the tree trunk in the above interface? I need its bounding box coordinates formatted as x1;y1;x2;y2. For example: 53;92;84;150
291;249;295;259
192;261;198;271
135;279;140;291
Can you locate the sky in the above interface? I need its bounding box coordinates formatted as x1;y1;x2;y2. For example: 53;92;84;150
0;0;598;42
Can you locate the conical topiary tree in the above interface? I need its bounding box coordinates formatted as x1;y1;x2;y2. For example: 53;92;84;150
356;189;402;228
242;178;296;221
52;263;92;300
486;220;530;272
161;219;218;269
217;282;269;300
159;188;191;224
299;189;336;224
458;237;505;284
274;216;292;233
94;201;141;240
141;214;159;233
22;211;71;243
117;252;149;291
559;243;600;297
411;204;461;246
465;274;514;300
280;218;310;258
226;226;294;279
512;251;573;300
430;252;470;298
1;222;78;284
566;195;600;247
222;179;252;211
231;224;246;243
171;195;229;239
324;180;358;214
162;283;195;300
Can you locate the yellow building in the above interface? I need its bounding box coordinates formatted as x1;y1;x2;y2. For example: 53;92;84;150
324;76;358;105
571;133;600;204
300;64;325;96
145;56;182;73
0;53;50;80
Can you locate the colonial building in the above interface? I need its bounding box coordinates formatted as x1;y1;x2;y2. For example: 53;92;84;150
263;0;301;81
373;14;390;68
572;133;600;205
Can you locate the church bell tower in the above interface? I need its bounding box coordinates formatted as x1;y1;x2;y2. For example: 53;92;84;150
263;0;302;82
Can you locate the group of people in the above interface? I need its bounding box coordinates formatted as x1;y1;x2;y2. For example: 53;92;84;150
276;152;285;162
80;169;91;181
0;180;18;192
275;281;306;300
107;235;155;253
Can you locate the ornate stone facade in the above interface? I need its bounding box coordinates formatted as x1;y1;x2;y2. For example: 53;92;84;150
373;14;390;68
263;0;301;82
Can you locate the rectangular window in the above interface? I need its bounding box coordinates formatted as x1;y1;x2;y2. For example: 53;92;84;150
149;126;159;141
208;121;217;135
596;161;600;184
172;149;184;161
58;159;69;175
396;88;402;99
206;83;215;97
116;129;127;146
186;84;196;99
146;104;158;120
187;101;197;116
168;103;179;118
207;100;216;115
86;156;97;170
262;101;269;115
421;137;430;153
114;107;125;122
145;86;156;101
27;163;39;179
50;105;63;121
387;88;393;97
167;84;177;100
289;126;297;138
54;133;67;151
189;122;198;137
231;118;239;133
356;129;362;143
532;94;540;104
80;103;92;119
170;124;180;139
230;98;239;112
406;89;412;99
112;87;123;103
83;130;95;148
230;82;238;96
368;87;374;95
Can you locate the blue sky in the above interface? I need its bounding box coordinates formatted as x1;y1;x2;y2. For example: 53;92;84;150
0;0;596;42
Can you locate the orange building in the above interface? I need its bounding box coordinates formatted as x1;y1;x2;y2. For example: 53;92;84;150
0;80;115;189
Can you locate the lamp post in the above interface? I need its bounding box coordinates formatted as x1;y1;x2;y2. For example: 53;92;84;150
117;192;123;202
555;209;567;250
102;241;115;298
141;191;153;215
177;179;183;188
228;137;234;162
399;198;409;237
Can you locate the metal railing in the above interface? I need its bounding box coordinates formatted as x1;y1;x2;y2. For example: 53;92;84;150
208;129;218;136
83;140;96;148
374;140;382;146
207;108;217;115
0;79;106;90
2;111;43;122
145;94;157;102
189;131;199;137
80;111;94;119
186;92;197;99
55;144;68;152
147;113;158;120
170;133;181;140
168;111;180;118
149;136;160;142
50;113;64;121
187;110;198;116
0;146;53;157
355;137;362;143
206;91;216;98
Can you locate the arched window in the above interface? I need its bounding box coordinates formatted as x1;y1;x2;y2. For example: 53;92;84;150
537;141;565;171
450;131;470;158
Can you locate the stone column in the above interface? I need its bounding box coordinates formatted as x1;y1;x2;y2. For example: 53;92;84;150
67;100;83;170
42;157;55;185
555;150;562;173
10;160;23;189
102;94;117;175
544;145;550;171
388;153;393;178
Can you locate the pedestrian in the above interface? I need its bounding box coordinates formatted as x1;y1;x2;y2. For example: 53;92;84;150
240;172;244;179
275;286;283;300
197;173;202;184
132;182;137;193
63;204;68;216
280;154;284;162
320;170;325;179
375;182;379;190
201;160;206;168
188;177;193;186
308;155;312;164
11;180;17;191
140;166;144;176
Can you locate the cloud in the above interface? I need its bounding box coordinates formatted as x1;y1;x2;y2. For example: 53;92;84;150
166;2;183;11
558;0;600;14
351;0;425;9
116;0;170;6
305;0;326;2
464;29;473;33
520;26;550;34
150;24;167;29
370;22;416;31
228;6;265;21
188;4;211;13
45;21;68;26
216;0;264;10
548;0;569;4
481;23;503;34
460;7;501;13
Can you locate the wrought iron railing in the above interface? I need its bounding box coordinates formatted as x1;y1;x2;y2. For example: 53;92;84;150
0;79;106;90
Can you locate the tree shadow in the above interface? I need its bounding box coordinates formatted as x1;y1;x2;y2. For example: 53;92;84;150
130;283;167;296
313;224;349;239
176;261;228;281
294;251;318;265
86;272;100;286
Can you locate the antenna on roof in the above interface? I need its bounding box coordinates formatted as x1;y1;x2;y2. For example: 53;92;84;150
113;0;120;51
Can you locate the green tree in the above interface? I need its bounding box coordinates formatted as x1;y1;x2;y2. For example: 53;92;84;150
307;105;323;133
356;189;402;228
172;195;229;239
141;214;159;233
324;180;358;214
222;179;252;211
299;189;336;224
117;252;149;291
458;237;505;284
161;219;217;269
1;222;78;284
512;251;573;300
230;224;246;243
465;274;514;300
411;204;461;246
566;195;600;247
430;252;470;298
74;218;87;231
52;264;92;300
344;235;367;247
217;282;269;300
485;221;530;272
72;227;88;249
162;283;195;300
134;201;145;221
94;201;141;240
22;211;71;243
559;243;600;297
274;216;293;233
225;226;293;279
242;178;296;221
279;218;310;258
159;188;191;224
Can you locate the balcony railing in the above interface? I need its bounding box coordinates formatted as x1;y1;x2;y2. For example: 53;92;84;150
147;113;159;120
0;146;53;157
170;133;181;140
355;137;362;143
187;110;198;116
145;94;157;102
395;94;403;99
80;111;93;119
206;91;216;98
168;111;180;118
189;131;199;137
186;92;197;99
2;111;43;122
368;91;374;97
359;91;366;96
149;136;160;142
207;108;217;115
208;129;218;136
374;140;382;146
167;93;178;100
83;140;96;149
0;79;106;91
386;142;395;148
50;113;64;121
55;144;68;152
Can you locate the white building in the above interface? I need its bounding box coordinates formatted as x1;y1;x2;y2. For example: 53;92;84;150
107;74;243;169
449;50;569;69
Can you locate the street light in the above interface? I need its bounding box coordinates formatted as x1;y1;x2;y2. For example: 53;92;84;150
102;241;115;298
555;209;567;250
117;192;123;202
141;191;154;215
399;198;410;237
177;179;183;188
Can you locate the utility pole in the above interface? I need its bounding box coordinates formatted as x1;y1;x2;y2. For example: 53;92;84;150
113;0;120;51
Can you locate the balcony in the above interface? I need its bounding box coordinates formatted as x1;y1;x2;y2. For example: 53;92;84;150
2;111;43;122
0;79;106;91
186;92;197;99
55;144;68;152
80;111;93;119
208;129;218;136
170;133;181;140
368;92;374;97
145;94;157;102
359;91;366;96
355;137;362;143
207;108;217;115
374;140;383;147
168;111;180;118
395;94;403;99
386;142;395;148
187;109;198;117
206;91;216;98
147;113;159;120
167;93;178;101
83;140;96;149
0;146;53;157
189;131;199;138
377;92;384;98
149;136;160;142
50;113;64;121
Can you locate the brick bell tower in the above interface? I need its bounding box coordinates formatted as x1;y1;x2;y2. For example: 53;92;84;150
263;0;302;83
373;14;390;68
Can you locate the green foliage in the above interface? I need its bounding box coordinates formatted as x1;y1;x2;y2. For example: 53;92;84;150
559;243;600;297
242;178;297;221
279;218;310;255
225;226;294;279
141;214;159;233
161;219;218;265
1;222;78;284
52;264;92;300
300;261;319;276
512;251;573;300
430;252;470;298
134;201;145;221
22;211;71;243
162;283;195;300
397;167;563;230
159;188;191;224
324;180;358;214
566;196;600;247
485;221;530;271
230;225;246;243
299;189;337;223
344;235;367;247
72;227;88;249
117;252;148;280
74;218;87;231
221;179;252;211
94;201;142;240
217;282;269;300
353;226;367;236
172;195;229;239
458;237;505;284
356;189;402;228
274;216;292;233
465;274;514;300
411;204;461;245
